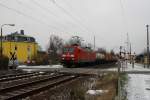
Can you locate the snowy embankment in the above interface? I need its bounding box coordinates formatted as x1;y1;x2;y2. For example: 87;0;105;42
17;65;63;69
126;74;150;100
17;65;63;72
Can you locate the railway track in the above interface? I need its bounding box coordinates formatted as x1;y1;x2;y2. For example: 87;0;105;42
0;72;46;82
0;73;79;100
0;72;34;78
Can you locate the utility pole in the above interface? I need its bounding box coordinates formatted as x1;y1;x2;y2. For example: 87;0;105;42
94;36;95;50
124;48;127;68
0;27;3;57
126;33;130;63
126;33;129;52
146;24;149;68
118;46;122;100
130;43;131;64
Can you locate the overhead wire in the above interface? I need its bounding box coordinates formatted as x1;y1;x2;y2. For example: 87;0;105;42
119;0;130;52
22;0;92;36
1;0;96;39
63;0;94;33
119;0;129;32
26;0;85;36
0;2;64;32
31;0;59;18
50;0;96;47
15;0;66;32
16;0;34;10
29;0;74;36
49;0;91;34
26;0;86;34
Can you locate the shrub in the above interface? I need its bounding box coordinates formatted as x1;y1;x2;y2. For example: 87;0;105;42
0;55;9;70
34;53;49;65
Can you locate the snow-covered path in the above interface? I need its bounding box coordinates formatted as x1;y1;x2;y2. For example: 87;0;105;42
126;74;150;100
124;63;150;100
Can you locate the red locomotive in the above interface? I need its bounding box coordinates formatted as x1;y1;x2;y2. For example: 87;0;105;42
61;45;96;67
61;36;96;67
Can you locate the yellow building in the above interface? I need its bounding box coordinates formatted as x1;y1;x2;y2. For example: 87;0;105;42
1;30;38;63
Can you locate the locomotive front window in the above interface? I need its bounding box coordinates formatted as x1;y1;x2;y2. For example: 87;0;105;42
69;48;74;52
63;48;68;53
63;48;74;53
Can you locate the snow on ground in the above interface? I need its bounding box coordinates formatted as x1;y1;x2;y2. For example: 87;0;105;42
99;62;150;72
17;65;63;72
86;90;109;95
102;67;117;71
17;65;63;69
126;74;150;100
124;63;150;100
120;62;150;72
101;62;150;72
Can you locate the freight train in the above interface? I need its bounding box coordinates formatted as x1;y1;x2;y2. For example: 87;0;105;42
95;52;117;64
61;36;117;67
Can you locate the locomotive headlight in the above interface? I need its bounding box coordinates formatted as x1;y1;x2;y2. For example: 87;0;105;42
62;54;66;57
70;54;74;57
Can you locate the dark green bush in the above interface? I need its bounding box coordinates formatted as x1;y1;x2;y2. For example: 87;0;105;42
34;53;49;65
0;55;9;70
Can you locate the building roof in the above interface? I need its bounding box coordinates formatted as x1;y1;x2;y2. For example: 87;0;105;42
6;32;32;38
3;31;36;43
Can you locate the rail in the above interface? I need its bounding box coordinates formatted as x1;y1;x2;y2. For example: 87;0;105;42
0;73;79;100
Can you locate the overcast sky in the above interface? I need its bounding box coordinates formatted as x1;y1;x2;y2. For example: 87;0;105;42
0;0;150;54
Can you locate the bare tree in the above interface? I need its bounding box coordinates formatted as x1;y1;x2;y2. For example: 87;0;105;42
47;34;64;64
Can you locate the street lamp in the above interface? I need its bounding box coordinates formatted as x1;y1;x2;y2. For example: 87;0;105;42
0;24;15;57
146;24;149;68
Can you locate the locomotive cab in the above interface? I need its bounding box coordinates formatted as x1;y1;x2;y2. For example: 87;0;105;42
61;45;96;67
61;46;78;66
